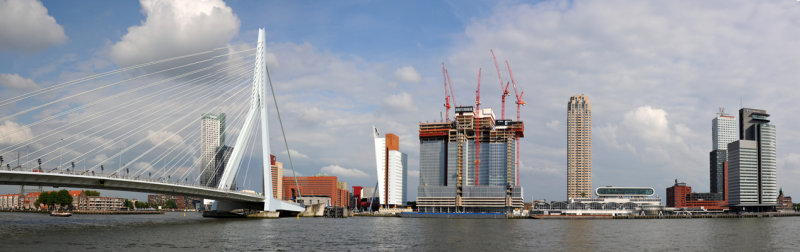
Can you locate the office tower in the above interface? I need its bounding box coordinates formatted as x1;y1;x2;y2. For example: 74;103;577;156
712;108;737;150
728;108;776;212
710;108;735;197
213;145;232;188
567;95;592;199
270;155;282;199
417;106;524;213
200;113;226;187
373;127;408;206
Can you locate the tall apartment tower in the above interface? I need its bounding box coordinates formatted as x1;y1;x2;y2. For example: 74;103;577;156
373;127;408;206
200;113;226;187
728;108;777;212
567;95;592;199
270;155;283;199
710;108;736;197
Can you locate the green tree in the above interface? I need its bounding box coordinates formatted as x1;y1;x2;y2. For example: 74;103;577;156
135;201;149;209
83;190;100;196
36;191;52;209
124;200;134;209
54;190;72;209
165;199;178;209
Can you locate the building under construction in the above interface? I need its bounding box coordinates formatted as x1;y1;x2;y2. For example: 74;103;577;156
417;106;524;213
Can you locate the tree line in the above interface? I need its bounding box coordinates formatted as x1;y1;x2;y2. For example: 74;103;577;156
34;189;73;210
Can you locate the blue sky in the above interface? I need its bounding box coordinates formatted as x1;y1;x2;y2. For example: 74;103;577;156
3;0;800;203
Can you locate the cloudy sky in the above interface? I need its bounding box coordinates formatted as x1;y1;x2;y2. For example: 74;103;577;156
2;0;800;202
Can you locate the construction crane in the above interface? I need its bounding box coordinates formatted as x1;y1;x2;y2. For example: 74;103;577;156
441;62;457;121
491;49;511;120
506;60;525;186
506;60;525;121
475;68;482;186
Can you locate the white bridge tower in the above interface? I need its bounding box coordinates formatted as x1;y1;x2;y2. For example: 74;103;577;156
213;28;301;213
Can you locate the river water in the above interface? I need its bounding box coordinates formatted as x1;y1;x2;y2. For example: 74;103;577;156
1;212;799;251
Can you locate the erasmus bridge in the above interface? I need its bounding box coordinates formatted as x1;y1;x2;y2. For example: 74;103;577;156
0;29;305;215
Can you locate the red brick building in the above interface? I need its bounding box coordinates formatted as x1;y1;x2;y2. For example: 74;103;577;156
282;176;350;208
667;180;728;211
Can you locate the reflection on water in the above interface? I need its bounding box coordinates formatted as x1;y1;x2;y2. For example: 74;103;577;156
1;212;799;250
564;220;591;252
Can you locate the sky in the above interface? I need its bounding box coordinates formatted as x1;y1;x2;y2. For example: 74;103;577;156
3;0;800;202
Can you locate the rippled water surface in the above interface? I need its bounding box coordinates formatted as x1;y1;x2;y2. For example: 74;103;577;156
2;212;800;251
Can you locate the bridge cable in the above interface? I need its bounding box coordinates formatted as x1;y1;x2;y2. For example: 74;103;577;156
264;51;302;199
0;46;231;108
16;57;254;169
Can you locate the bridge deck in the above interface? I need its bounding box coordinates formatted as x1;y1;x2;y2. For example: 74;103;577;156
0;170;264;202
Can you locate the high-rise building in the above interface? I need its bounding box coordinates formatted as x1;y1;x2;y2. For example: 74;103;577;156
200;113;225;187
712;108;737;151
710;108;735;197
270;155;282;199
728;108;777;212
567;95;592;199
373;127;408;206
417;106;524;213
709;150;728;198
211;145;232;188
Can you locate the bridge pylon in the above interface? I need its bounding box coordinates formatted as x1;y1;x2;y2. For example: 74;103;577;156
210;28;303;215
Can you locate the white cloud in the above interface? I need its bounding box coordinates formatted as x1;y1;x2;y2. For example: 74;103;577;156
145;130;184;146
394;66;421;83
383;92;418;112
0;73;41;90
0;0;67;52
109;0;240;66
0;121;33;145
282;149;309;159
622;106;678;144
320;164;369;178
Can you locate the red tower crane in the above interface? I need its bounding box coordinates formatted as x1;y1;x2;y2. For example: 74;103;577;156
506;60;525;121
491;49;511;120
506;60;525;186
441;62;452;121
441;62;457;121
475;68;482;186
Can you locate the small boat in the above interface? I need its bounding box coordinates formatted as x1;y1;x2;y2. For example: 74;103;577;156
50;211;72;217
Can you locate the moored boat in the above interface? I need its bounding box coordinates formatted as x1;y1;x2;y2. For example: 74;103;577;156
50;211;72;217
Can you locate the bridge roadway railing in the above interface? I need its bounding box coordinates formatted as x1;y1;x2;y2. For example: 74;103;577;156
0;170;264;203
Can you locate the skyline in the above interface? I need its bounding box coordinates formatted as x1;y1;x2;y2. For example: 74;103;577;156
3;0;800;202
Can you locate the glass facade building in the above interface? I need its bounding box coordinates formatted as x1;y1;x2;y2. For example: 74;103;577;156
417;107;524;213
728;108;777;211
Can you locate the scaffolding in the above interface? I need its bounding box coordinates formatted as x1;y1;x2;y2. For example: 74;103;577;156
418;106;524;212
